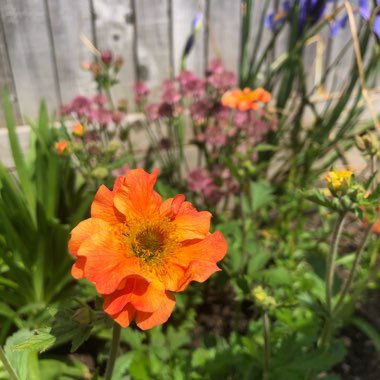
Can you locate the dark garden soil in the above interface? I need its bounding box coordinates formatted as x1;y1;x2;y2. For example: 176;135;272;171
334;290;380;380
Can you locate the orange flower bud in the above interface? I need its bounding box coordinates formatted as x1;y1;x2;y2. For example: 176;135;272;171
55;140;69;155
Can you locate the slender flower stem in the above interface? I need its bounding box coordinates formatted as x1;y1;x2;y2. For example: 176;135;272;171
0;346;19;380
262;311;270;380
334;223;373;315
104;322;122;380
325;212;347;315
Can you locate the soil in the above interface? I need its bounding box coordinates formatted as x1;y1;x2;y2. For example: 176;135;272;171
334;290;380;380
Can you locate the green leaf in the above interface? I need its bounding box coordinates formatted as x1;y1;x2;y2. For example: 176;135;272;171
3;330;41;380
261;267;292;286
11;331;55;353
1;92;36;223
250;180;274;211
247;249;271;276
112;352;135;380
352;316;380;352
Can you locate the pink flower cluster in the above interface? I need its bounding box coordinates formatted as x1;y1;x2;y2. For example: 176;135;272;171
60;95;124;126
187;166;239;205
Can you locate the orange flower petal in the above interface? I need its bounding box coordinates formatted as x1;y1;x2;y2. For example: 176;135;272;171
103;277;165;314
77;228;151;294
165;231;227;291
175;260;221;292
160;194;186;219
173;201;211;240
111;304;136;328
135;291;176;330
71;256;86;279
91;185;124;224
114;168;162;219
68;218;110;257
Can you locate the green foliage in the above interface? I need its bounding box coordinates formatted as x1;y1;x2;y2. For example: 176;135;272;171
0;93;92;342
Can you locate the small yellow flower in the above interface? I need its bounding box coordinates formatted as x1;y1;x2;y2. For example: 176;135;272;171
72;123;85;137
252;286;276;309
324;169;353;192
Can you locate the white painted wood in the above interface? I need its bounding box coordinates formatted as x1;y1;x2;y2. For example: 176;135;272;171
208;0;241;73
134;0;170;92
46;0;95;104
0;14;21;126
1;0;58;118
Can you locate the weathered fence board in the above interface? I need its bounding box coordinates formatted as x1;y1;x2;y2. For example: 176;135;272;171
0;12;21;125
1;0;59;117
208;0;241;72
46;0;94;105
0;0;379;127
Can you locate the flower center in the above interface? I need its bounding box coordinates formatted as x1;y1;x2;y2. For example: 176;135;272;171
124;217;178;266
132;227;166;261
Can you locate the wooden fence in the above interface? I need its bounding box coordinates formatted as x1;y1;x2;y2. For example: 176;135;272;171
0;0;376;126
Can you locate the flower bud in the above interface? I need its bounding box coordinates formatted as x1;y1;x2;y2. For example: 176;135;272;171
252;286;276;309
91;166;109;180
355;132;379;156
72;307;92;326
100;50;113;65
55;140;69;155
72;123;85;137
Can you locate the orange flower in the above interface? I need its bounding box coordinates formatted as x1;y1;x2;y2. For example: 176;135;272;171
221;87;271;111
72;123;85;137
55;140;69;155
363;206;380;235
68;169;227;330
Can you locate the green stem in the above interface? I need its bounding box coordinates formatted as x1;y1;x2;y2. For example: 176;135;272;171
0;346;19;380
262;311;270;380
104;322;122;380
325;212;347;314
334;224;373;315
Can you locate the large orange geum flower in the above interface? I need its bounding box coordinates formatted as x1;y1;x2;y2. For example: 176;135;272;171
68;168;227;330
221;87;271;111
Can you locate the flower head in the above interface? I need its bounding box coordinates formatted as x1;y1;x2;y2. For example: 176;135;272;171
324;169;353;193
69;169;227;330
55;140;69;155
221;87;271;111
359;0;380;39
72;123;85;137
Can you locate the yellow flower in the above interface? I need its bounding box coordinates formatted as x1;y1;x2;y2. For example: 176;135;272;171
252;286;276;308
324;169;353;192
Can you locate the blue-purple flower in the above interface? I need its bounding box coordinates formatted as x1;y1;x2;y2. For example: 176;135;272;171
265;0;348;35
359;0;380;39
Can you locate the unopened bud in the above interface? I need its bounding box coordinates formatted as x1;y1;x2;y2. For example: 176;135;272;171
91;166;109;180
100;50;113;65
72;307;92;326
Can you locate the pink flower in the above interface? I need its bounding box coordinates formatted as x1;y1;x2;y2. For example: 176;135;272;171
187;168;214;193
112;111;124;124
208;71;236;92
190;99;210;122
206;59;236;91
133;81;150;106
234;111;249;128
133;81;150;97
187;167;224;205
205;125;227;147
92;95;108;105
60;96;93;117
145;103;160;122
177;70;205;97
161;80;181;104
89;108;113;125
